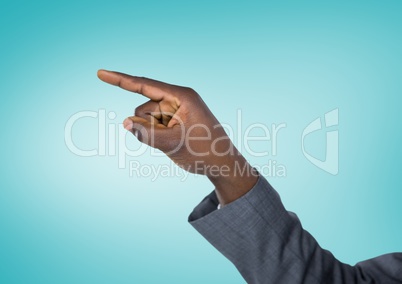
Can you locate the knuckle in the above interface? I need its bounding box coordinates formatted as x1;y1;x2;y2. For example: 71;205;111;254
131;76;147;93
183;86;196;94
134;106;142;116
134;126;149;144
180;87;200;98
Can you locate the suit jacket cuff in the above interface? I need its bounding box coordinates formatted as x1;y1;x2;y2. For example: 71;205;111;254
187;175;303;281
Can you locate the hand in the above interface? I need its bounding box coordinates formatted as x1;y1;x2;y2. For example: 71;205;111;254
97;69;258;205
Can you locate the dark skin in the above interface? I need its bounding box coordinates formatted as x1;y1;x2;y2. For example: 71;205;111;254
97;69;258;206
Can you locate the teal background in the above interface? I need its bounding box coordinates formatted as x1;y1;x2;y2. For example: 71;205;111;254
1;0;402;283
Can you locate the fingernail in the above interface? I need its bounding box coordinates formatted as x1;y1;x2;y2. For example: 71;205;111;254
123;118;133;130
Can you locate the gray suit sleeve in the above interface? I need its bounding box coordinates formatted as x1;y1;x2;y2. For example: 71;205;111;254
188;175;402;283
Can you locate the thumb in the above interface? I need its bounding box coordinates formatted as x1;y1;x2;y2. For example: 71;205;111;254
123;116;172;150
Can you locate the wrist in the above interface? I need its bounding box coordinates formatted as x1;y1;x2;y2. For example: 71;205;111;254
207;156;258;206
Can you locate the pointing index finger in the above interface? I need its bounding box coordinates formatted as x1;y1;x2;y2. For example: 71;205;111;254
97;69;171;101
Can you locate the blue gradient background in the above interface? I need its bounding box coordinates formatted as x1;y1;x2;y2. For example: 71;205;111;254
1;1;402;283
